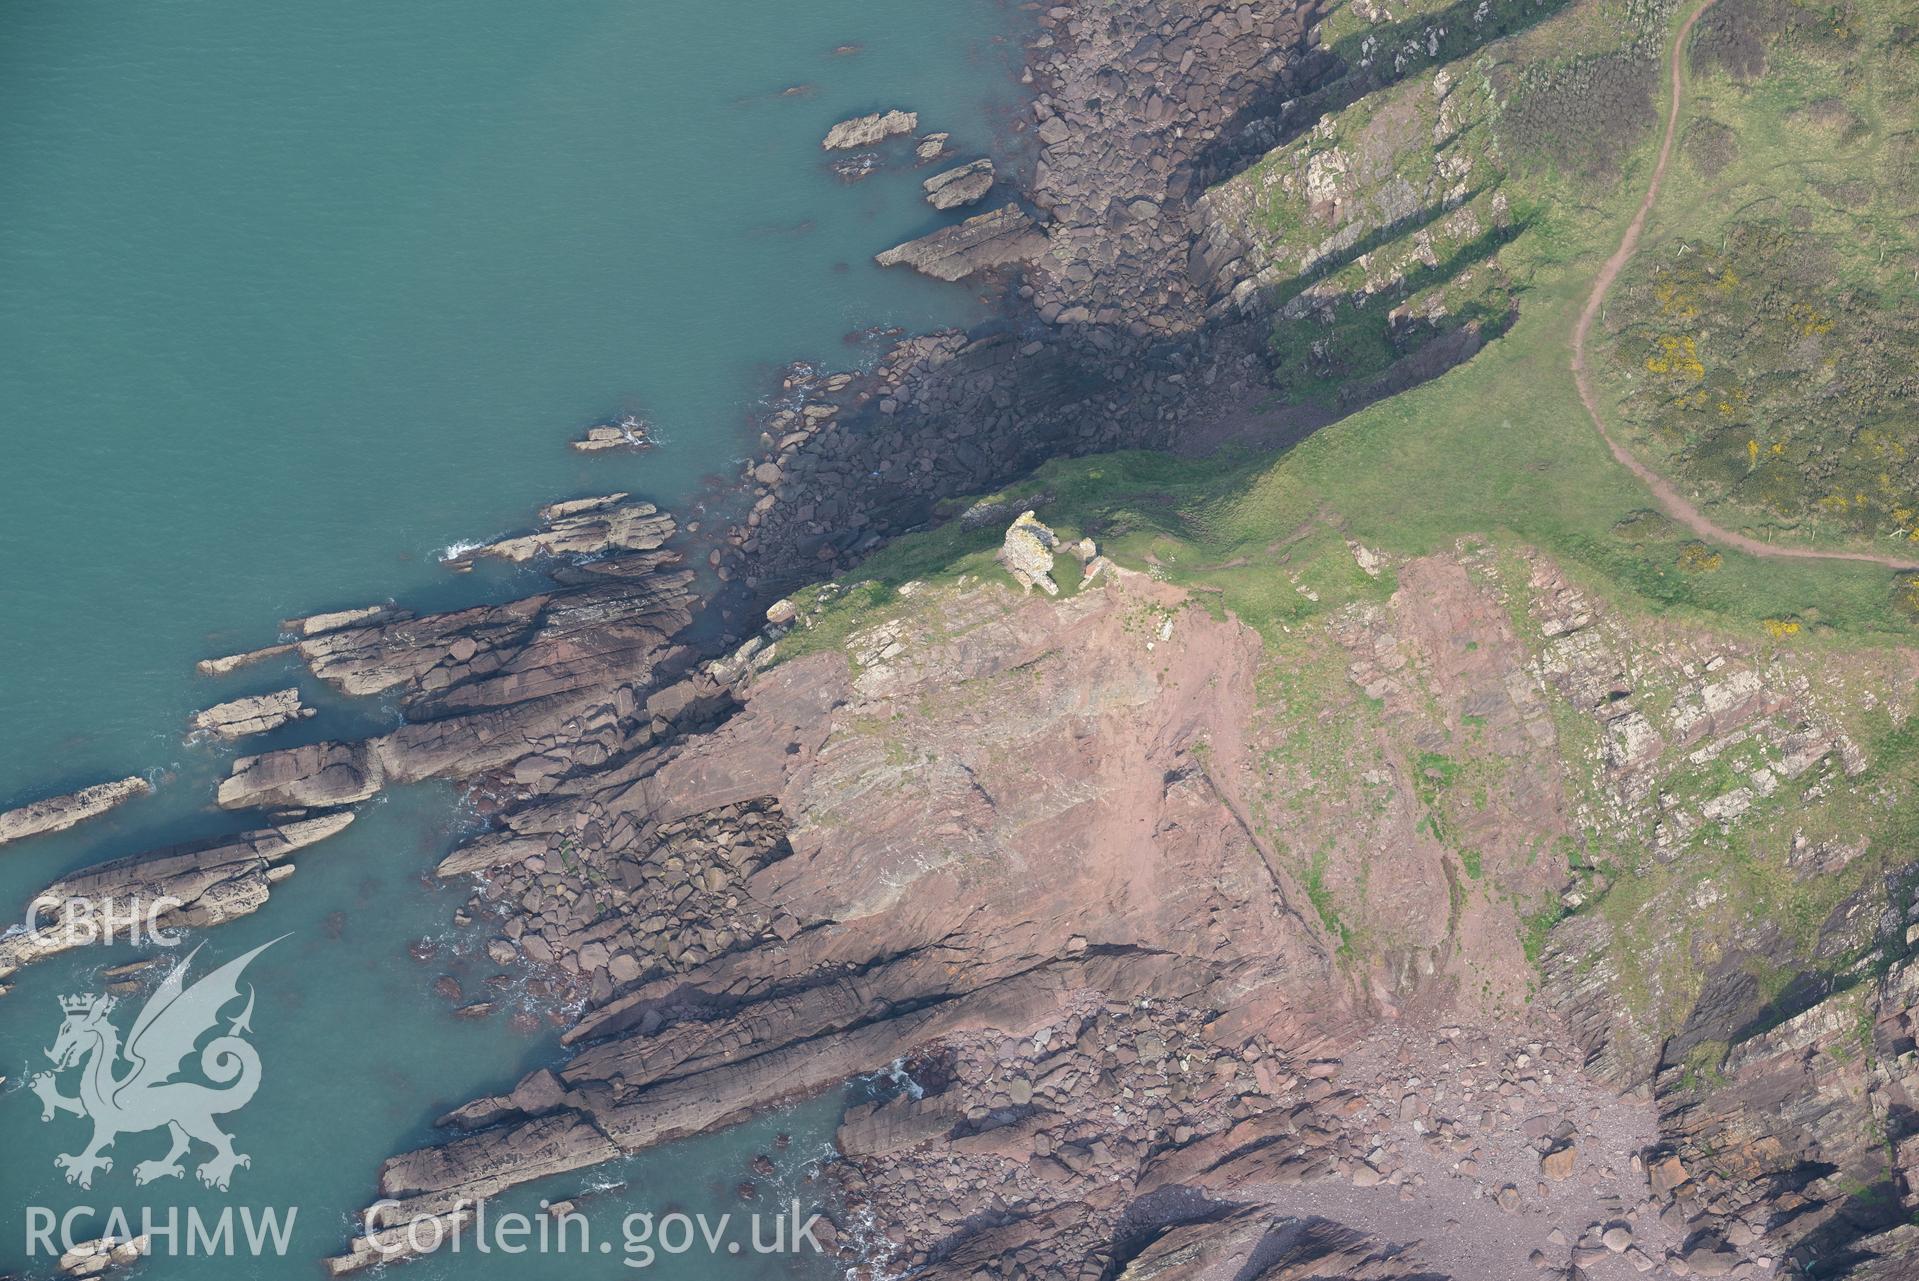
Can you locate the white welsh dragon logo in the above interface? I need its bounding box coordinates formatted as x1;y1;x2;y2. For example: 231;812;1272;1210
29;937;278;1191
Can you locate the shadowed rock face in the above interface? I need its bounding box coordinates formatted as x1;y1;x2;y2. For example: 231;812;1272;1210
1113;1210;1449;1281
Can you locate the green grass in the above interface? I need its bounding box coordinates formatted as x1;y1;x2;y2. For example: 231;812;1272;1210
1302;845;1353;954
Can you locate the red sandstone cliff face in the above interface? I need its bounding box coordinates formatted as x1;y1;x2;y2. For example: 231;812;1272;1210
333;533;1919;1279
15;490;1915;1277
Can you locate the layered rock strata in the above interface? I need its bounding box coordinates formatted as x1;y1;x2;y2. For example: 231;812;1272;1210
822;110;918;150
874;205;1047;281
0;812;354;985
0;776;151;849
921;158;994;210
189;688;312;740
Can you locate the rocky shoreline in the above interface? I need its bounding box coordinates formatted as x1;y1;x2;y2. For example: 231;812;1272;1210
9;0;1918;1278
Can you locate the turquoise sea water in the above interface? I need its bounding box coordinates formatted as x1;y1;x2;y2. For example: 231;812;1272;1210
0;1;1023;1274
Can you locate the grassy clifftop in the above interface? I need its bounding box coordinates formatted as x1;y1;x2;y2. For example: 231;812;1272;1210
756;0;1919;1071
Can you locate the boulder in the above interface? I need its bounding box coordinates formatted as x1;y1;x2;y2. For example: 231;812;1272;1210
190;688;312;740
923;158;995;210
821;109;917;150
1647;1152;1690;1195
998;511;1061;595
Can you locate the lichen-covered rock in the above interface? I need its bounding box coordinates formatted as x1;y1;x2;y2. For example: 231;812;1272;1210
999;510;1061;595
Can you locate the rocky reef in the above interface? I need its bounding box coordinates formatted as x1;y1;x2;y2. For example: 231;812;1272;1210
921;158;993;210
875;204;1047;281
189;688;312;740
0;812;353;988
0;776;150;849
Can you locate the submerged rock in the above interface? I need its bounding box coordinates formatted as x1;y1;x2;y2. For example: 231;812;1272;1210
195;643;294;677
190;688;312;740
0;776;151;849
821;109;917;150
829;152;883;182
571;415;653;453
874;205;1046;282
922;158;994;210
281;605;391;636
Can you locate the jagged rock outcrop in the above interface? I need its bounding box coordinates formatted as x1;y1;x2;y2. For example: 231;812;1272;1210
999;510;1062;594
213;505;697;813
0;812;353;983
821;109;917;150
707;0;1331;606
0;776;150;849
443;494;673;566
922;158;994;210
874;205;1047;281
190;688;312;740
1626;948;1919;1278
219;740;383;810
1116;1212;1440;1281
282;604;392;636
